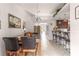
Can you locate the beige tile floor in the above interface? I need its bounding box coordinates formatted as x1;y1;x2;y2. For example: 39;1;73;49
40;40;70;56
39;32;70;56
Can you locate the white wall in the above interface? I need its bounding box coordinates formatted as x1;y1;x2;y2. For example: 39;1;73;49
0;4;36;37
0;3;36;55
25;11;36;32
70;3;79;56
50;20;56;31
0;4;8;56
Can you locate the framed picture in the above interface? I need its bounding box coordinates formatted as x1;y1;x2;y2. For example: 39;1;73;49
75;6;79;19
8;14;21;28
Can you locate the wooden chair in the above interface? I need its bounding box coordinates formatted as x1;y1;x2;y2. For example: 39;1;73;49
3;37;21;56
24;32;32;37
21;36;38;56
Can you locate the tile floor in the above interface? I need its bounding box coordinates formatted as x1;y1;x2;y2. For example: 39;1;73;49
40;32;70;56
41;40;70;56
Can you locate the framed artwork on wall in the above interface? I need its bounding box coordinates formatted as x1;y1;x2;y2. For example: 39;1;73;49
75;6;79;19
8;14;21;28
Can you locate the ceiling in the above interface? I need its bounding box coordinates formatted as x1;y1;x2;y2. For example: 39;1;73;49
17;3;65;16
13;3;69;20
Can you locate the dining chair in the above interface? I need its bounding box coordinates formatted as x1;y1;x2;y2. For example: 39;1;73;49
21;36;38;56
24;32;32;37
3;37;20;56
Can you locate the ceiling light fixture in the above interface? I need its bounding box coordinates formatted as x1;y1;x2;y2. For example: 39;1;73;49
35;3;41;23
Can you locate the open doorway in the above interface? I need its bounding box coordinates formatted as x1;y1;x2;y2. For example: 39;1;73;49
39;23;48;41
